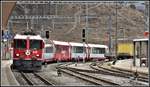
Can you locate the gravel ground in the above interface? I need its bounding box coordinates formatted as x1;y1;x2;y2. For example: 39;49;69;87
38;63;96;86
12;62;149;86
67;62;149;86
80;72;148;86
68;62;94;70
13;70;28;86
25;73;46;85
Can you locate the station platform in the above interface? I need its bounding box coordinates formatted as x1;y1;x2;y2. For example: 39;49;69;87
1;60;19;86
110;59;148;75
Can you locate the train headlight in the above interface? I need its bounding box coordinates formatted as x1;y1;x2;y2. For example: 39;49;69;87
36;54;39;57
16;54;19;56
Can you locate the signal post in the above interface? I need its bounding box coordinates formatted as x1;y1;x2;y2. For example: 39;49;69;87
82;29;86;63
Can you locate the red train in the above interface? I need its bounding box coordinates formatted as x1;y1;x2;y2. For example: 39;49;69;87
12;33;45;71
43;40;109;63
12;33;109;71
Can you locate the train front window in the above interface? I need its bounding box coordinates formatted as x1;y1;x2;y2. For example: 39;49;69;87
14;39;26;49
30;40;42;49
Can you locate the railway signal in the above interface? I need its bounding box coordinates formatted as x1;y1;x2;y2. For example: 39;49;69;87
82;29;85;42
2;30;4;36
46;31;49;39
82;29;86;63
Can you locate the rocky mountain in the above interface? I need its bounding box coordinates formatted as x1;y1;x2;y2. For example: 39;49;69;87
11;3;145;45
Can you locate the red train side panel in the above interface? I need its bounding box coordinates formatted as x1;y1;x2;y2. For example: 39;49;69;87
53;40;71;61
54;45;70;61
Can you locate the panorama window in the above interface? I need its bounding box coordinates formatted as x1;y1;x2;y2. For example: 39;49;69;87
92;48;105;54
73;46;85;53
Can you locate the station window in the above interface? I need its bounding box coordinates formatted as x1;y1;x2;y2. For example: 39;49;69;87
92;48;105;54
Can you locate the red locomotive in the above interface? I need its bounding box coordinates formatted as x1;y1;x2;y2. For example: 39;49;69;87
12;32;45;71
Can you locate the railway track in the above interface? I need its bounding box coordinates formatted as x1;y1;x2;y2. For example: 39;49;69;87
90;62;149;83
57;62;148;86
20;71;55;86
56;62;74;67
57;65;120;86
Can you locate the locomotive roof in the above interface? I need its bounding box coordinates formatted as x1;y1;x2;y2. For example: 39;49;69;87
14;34;43;40
69;42;88;47
133;38;148;42
52;40;69;45
88;44;108;48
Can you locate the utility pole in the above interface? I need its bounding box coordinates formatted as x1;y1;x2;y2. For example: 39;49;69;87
27;22;29;31
82;29;86;63
113;1;118;65
108;15;112;56
115;2;118;59
86;3;89;43
145;1;149;67
148;2;150;68
82;3;89;63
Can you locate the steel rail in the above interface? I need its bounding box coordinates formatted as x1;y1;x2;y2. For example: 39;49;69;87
59;66;120;86
60;69;102;85
20;71;55;85
20;72;34;85
90;63;148;83
97;63;148;79
33;72;55;86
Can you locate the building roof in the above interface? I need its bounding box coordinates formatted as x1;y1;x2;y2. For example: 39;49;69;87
133;38;148;42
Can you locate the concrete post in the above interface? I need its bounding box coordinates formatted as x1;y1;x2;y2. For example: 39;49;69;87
133;42;136;66
139;42;142;67
146;41;148;67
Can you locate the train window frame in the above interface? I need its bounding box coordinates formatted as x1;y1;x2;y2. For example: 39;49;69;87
14;39;26;49
73;46;86;53
45;47;53;53
30;40;42;49
55;45;62;52
92;48;105;54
